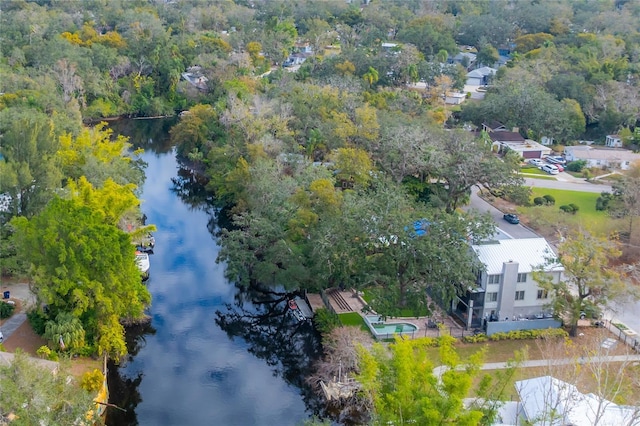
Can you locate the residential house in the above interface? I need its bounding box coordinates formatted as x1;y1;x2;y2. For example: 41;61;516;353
605;134;623;148
481;120;507;133
445;92;466;105
502;139;552;159
450;52;477;69
465;66;497;86
181;66;208;91
515;376;638;426
472;375;639;426
455;233;563;329
564;146;640;171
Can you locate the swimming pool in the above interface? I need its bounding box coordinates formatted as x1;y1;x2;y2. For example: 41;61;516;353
365;315;418;338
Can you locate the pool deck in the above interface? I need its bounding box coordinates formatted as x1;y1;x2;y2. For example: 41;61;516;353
310;288;465;339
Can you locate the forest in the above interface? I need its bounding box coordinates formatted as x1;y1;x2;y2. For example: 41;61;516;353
1;0;640;422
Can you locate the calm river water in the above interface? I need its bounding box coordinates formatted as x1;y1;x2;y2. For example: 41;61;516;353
105;118;322;426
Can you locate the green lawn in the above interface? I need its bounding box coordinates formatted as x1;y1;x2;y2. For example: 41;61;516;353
361;289;429;317
519;166;547;176
338;312;370;331
525;188;604;221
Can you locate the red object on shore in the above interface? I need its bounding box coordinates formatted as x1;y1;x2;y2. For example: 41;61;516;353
288;299;298;310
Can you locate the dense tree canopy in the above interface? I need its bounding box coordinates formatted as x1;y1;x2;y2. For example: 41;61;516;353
12;197;150;358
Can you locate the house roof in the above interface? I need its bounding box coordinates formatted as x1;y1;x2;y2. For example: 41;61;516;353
482;120;506;131
0;352;59;374
516;376;638;426
565;146;640;162
501;140;551;152
489;131;525;143
472;238;561;274
467;66;497;78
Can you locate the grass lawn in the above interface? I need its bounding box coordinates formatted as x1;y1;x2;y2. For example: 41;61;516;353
360;289;429;317
525;188;604;221
519;166;547;176
519;173;557;180
339;312;369;331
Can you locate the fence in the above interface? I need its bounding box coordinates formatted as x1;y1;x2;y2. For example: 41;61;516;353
485;319;563;336
605;320;640;353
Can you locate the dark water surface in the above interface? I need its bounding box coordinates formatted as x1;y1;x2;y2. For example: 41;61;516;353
106;118;322;426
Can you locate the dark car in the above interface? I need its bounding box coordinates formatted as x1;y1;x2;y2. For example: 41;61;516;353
503;213;520;224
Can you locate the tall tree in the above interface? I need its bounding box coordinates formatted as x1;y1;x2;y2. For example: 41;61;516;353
12;197;151;358
0;108;62;218
533;230;632;337
356;335;517;426
423;129;523;213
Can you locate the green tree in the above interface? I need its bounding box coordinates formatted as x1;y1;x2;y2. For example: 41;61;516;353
331;147;374;189
0;350;98;425
170;104;223;158
362;66;379;88
396;15;457;57
476;43;499;67
356;335;516;425
43;311;86;352
533;230;630;337
12;197;151;358
0;107;62;218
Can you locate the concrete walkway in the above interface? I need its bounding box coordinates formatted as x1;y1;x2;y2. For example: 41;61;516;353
434;354;640;378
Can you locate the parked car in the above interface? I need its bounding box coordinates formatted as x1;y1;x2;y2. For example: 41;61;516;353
555;164;564;172
545;155;566;165
503;213;520;224
541;164;560;175
528;158;544;167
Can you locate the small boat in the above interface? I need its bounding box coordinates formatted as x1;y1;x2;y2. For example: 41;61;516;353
135;251;150;281
288;299;306;322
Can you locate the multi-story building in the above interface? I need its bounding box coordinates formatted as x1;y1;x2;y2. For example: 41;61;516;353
454;230;563;329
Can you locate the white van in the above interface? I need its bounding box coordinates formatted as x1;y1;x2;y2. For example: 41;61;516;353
542;164;559;175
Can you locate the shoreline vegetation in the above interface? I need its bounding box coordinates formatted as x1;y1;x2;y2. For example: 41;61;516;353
2;0;640;423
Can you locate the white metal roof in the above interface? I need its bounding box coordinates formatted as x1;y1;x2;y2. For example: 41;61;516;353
472;238;561;274
516;376;638;426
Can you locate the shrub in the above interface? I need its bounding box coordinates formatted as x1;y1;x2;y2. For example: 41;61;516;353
36;345;58;361
542;194;555;205
533;197;546;206
596;192;612;211
313;308;341;335
568;203;579;212
0;301;15;319
489;328;567;341
81;369;105;393
27;309;48;335
566;160;586;172
462;333;488;343
560;204;578;214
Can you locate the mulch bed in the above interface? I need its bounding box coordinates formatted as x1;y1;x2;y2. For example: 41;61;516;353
2;320;48;356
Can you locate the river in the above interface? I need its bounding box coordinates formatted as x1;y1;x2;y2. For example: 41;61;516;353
105;118;323;426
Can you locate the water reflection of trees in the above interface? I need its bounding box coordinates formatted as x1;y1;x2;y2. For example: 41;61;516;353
215;286;329;419
108;117;177;153
170;164;213;208
106;322;156;426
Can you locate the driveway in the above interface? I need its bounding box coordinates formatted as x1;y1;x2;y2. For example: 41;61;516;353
524;177;611;193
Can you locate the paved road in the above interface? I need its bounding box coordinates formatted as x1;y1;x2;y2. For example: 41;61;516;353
466;187;539;239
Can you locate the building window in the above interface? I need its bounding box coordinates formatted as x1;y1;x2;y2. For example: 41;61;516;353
515;291;525;301
537;289;548;299
487;292;498;302
488;274;501;284
517;273;527;283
